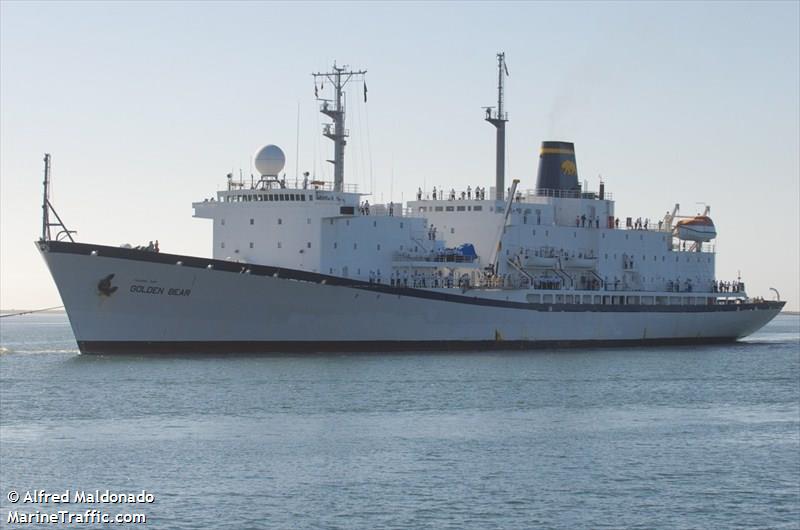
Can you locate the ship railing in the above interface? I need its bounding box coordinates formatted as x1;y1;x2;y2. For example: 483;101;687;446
532;188;614;201
219;179;359;194
411;187;490;202
392;252;477;264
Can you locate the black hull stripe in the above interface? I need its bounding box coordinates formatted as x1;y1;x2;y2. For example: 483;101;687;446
78;337;739;355
40;240;785;314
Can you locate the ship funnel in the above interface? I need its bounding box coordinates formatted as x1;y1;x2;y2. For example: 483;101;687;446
536;141;581;193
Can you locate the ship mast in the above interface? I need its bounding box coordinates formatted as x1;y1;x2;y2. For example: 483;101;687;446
484;52;509;200
39;153;75;243
312;63;367;192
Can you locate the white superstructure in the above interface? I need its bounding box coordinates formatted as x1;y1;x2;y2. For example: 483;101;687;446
37;56;784;354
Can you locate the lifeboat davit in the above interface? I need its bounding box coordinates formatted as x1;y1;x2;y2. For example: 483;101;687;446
675;216;716;242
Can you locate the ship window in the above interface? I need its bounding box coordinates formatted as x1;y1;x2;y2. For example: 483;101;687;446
221;218;225;225
278;218;282;225
456;206;465;212
400;222;404;228
377;244;381;250
249;242;254;249
334;242;338;249
419;207;426;212
450;228;455;234
446;206;455;212
354;243;358;250
533;230;536;236
301;195;306;201
474;206;482;211
267;195;274;201
250;218;254;225
662;256;665;261
468;206;472;211
279;194;285;201
435;206;444;212
220;242;225;249
523;216;527;224
277;242;282;248
625;234;629;240
307;242;311;248
545;230;549;236
604;254;608;259
307;218;311;224
373;221;377;227
574;232;577;238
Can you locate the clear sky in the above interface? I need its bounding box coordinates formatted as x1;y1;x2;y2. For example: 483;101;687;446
1;1;798;310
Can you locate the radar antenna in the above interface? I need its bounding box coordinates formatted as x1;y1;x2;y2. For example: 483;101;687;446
485;52;509;200
312;63;367;192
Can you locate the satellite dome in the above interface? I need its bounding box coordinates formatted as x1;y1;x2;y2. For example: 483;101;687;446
254;144;286;177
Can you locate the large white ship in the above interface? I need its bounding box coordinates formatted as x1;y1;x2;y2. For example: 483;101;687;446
38;56;784;354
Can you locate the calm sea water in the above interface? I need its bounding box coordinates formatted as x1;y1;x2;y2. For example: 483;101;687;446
1;313;798;529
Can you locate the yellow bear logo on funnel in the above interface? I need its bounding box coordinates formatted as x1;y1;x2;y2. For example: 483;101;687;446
560;160;577;176
561;160;578;175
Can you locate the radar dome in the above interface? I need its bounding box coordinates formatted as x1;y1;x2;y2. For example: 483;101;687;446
254;144;286;177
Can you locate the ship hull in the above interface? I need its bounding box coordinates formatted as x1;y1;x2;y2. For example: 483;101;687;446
39;241;784;355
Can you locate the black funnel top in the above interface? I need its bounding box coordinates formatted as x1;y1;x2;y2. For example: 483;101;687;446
536;141;580;192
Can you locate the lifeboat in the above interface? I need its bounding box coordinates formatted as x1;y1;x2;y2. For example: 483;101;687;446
675;216;716;242
562;256;598;269
523;254;558;269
